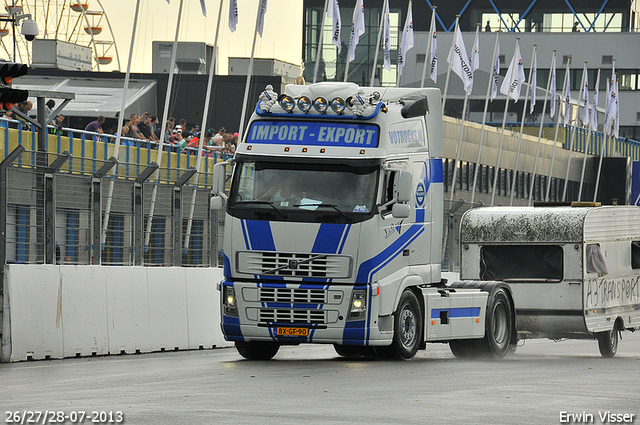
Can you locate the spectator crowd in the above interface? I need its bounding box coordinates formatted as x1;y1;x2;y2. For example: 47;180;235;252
1;102;239;157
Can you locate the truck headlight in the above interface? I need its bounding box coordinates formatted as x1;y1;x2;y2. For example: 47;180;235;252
279;95;295;113
223;285;238;317
297;96;312;113
348;289;367;320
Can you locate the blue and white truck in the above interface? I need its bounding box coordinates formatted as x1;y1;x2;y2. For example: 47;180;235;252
211;82;516;360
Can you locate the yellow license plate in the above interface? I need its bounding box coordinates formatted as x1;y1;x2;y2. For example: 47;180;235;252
276;327;309;337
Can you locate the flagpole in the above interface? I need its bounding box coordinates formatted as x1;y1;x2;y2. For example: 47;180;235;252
420;6;436;88
593;133;608;202
448;23;478;203
528;50;555;205
470;31;499;204
184;0;225;253
441;15;459;115
238;2;265;142
545;57;571;202
509;44;537;206
370;0;385;86
144;0;185;250
313;0;329;83
491;38;520;206
100;0;142;252
578;63;595;201
562;62;587;202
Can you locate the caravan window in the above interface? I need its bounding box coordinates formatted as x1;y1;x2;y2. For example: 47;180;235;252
480;245;563;282
632;241;640;269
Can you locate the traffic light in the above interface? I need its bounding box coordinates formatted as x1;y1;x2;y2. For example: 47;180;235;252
0;62;29;110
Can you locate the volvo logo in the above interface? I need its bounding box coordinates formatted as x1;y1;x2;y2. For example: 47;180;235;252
288;259;299;269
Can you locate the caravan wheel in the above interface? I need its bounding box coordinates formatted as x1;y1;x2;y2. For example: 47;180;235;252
597;329;619;358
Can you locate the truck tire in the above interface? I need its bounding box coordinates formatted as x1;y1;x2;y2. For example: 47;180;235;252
333;344;377;358
235;341;280;360
597;329;618;358
375;290;422;360
480;287;513;359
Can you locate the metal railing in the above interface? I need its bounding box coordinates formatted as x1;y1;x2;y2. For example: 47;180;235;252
0;125;227;268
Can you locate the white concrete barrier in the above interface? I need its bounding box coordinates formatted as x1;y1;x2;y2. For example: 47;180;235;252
2;265;230;362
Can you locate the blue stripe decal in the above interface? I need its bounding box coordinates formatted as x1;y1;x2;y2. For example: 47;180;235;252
430;158;443;183
431;307;481;318
355;224;425;283
311;223;347;253
223;253;232;277
241;220;252;250
343;319;367;344
366;284;373;343
244;220;276;251
337;225;351;254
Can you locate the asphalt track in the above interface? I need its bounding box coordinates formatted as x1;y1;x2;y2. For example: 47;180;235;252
2;335;640;425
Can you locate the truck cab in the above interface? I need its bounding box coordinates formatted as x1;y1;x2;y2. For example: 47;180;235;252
212;82;514;360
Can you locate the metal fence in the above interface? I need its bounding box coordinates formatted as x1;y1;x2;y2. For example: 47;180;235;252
0;145;222;269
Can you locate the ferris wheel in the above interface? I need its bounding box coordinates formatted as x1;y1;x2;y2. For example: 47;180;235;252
0;0;121;71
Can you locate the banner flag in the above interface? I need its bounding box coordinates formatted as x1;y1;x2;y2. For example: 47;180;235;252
500;44;525;101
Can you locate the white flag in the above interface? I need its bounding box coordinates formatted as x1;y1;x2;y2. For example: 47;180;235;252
549;54;557;117
582;67;589;127
562;64;571;125
605;71;618;132
490;37;500;100
397;2;414;77
328;0;341;53
613;79;620;138
500;44;525;101
468;26;480;92
256;0;268;37
429;11;437;83
590;69;600;131
446;22;473;95
229;0;238;32
383;0;391;71
469;29;480;73
199;0;206;16
347;0;365;64
530;51;537;114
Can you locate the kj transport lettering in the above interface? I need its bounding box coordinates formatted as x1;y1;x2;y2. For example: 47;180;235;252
248;122;378;146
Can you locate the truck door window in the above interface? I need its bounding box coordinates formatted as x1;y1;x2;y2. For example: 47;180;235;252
480;245;563;282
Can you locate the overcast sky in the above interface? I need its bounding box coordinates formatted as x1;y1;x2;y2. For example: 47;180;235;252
100;0;303;74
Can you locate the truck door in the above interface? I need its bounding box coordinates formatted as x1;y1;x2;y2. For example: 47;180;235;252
376;161;413;280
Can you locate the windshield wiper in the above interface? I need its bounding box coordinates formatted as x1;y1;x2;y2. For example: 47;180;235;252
295;203;353;222
233;200;287;219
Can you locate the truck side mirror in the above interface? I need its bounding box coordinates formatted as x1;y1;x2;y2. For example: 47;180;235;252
212;162;229;199
392;203;411;218
211;195;224;210
395;169;413;203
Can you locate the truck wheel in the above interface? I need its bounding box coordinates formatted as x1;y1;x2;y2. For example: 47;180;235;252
597;329;619;358
235;341;280;360
376;290;422;360
480;287;513;359
333;344;377;358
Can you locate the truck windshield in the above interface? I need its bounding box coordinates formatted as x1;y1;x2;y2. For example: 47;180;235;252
227;160;378;223
480;245;563;282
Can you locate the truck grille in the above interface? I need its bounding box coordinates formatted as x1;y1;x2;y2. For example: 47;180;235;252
237;251;352;279
259;308;327;324
259;287;326;304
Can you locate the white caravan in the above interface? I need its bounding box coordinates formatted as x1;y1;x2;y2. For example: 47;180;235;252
459;205;640;357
